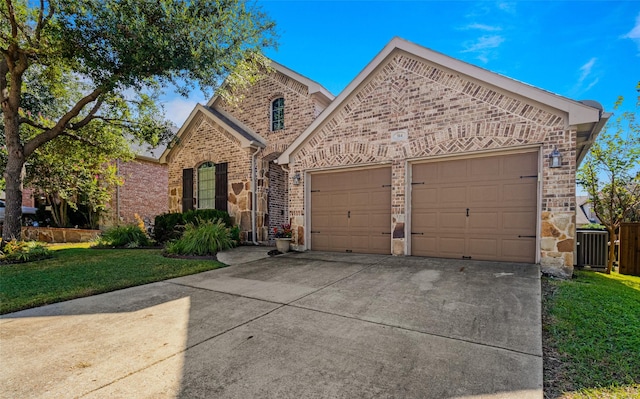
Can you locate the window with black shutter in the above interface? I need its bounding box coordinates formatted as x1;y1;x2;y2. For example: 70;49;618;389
215;162;228;211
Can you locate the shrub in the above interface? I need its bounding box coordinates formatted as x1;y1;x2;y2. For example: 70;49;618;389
165;218;236;256
154;209;234;244
0;240;53;264
97;225;151;248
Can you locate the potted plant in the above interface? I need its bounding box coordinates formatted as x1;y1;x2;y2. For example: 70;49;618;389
273;224;292;253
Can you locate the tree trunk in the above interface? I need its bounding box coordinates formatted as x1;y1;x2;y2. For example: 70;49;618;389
606;227;617;274
2;145;25;242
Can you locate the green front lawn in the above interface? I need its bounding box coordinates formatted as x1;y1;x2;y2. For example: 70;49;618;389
0;246;225;314
543;270;640;398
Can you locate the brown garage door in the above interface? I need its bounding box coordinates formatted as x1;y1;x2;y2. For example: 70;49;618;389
411;151;538;263
311;167;391;254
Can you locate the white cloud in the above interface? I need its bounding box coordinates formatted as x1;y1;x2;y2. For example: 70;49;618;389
496;2;517;14
578;58;597;84
570;58;600;96
623;12;640;53
463;35;505;52
462;35;505;62
462;23;502;32
163;97;204;127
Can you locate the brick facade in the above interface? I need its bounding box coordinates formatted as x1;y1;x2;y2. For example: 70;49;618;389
287;52;577;275
166;68;329;242
103;158;168;227
165;41;603;277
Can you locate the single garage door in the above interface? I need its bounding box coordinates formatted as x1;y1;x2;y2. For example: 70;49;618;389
311;167;391;254
411;151;538;263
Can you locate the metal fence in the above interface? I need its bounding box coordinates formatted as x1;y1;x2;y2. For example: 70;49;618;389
576;230;609;269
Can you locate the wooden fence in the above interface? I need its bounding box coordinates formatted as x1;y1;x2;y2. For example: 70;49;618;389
619;223;640;276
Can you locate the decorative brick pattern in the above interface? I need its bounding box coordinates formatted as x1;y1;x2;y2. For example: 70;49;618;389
288;53;575;274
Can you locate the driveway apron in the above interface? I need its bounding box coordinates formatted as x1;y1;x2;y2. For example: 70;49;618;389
0;249;542;399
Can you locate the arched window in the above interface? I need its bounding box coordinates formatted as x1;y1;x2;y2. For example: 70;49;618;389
271;97;285;131
198;162;215;209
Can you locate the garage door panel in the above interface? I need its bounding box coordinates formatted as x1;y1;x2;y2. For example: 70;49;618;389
440;186;468;203
412;236;437;255
412;151;537;263
441;161;468;181
503;183;537;202
311;167;391;254
439;212;467;229
468;211;499;229
469;185;499;203
468;238;499;257
351;234;390;255
503;153;538;177
438;237;465;257
412;211;438;229
470;157;501;179
311;214;330;229
501;238;536;262
412;187;438;207
502;211;537;232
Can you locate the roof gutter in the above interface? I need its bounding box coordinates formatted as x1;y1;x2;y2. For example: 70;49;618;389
576;111;612;167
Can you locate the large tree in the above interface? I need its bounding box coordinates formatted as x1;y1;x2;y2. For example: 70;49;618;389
1;0;276;240
578;85;640;274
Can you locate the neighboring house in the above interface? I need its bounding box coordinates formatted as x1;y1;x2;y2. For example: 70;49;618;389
576;195;601;227
163;37;609;277
102;142;169;228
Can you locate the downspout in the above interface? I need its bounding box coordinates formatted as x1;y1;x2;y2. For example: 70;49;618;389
249;142;260;245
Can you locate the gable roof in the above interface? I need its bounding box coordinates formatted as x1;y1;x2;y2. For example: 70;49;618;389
159;104;265;163
276;37;609;165
207;59;335;108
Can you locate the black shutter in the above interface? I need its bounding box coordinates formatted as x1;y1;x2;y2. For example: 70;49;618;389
182;168;194;212
215;162;228;211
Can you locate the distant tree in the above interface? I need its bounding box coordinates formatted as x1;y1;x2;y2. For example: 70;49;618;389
1;0;276;241
578;84;640;274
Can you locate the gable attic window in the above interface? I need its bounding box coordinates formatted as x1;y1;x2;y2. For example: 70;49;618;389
198;162;216;209
271;97;285;131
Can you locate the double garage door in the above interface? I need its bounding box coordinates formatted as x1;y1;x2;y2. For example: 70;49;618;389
310;151;538;263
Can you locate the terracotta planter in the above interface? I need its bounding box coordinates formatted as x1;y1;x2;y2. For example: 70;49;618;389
275;238;292;253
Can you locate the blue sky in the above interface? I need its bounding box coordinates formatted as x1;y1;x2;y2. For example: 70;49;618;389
161;0;640;127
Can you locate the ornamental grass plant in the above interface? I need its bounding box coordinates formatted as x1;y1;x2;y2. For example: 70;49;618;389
165;218;236;256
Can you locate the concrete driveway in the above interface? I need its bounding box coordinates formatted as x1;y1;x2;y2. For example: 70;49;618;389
0;248;542;398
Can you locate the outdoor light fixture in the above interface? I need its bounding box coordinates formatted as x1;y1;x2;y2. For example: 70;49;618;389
292;172;301;185
550;147;562;168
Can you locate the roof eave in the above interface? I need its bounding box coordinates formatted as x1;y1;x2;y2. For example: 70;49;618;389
576;111;612;167
159;104;265;163
277;37;607;165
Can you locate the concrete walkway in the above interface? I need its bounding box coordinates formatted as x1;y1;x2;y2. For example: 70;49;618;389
0;247;542;398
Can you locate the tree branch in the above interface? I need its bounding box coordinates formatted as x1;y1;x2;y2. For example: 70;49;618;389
19;117;48;131
5;0;18;38
70;98;104;130
35;0;54;42
23;87;104;156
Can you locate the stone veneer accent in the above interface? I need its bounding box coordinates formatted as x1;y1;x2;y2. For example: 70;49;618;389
287;52;577;276
167;69;328;242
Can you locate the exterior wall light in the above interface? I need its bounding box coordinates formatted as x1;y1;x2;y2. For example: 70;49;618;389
550;147;562;168
292;172;301;185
